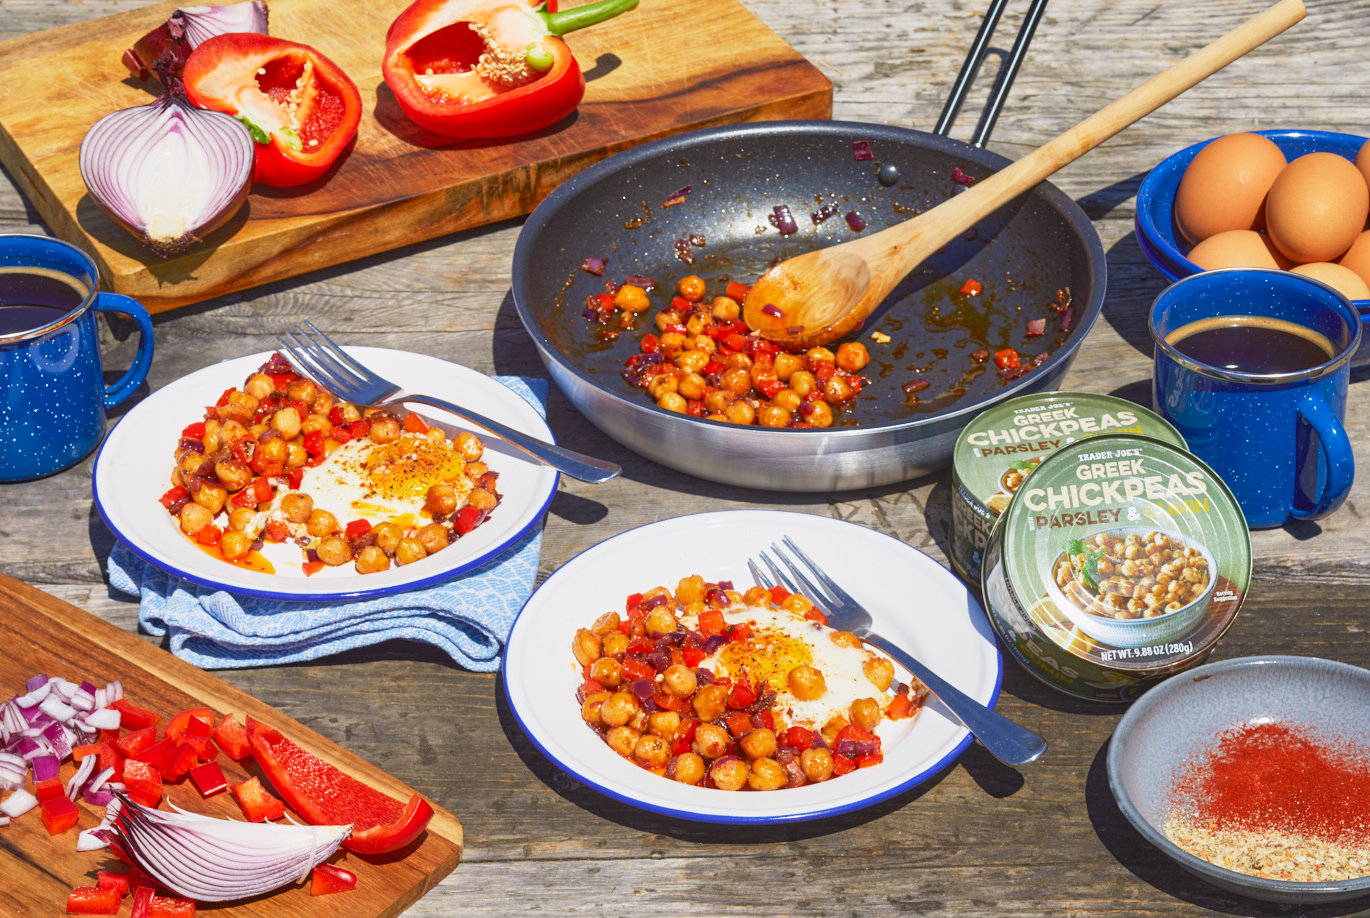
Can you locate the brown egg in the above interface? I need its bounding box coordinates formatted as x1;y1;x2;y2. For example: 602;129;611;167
1339;230;1370;290
1187;230;1292;271
1291;262;1370;301
1174;133;1287;244
1356;141;1370;207
1265;152;1370;263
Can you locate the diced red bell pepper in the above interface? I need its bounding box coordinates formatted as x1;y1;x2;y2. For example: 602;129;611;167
41;795;80;834
453;505;485;535
329;425;353;444
158;485;188;511
129;887;155;918
725;281;751;301
697;608;726;638
831;754;857;776
189;761;229;797
681;645;706;668
180;421;207;439
183;34;362;188
348;418;372;439
111;698;162;731
856;752;884;768
726;681;757;710
785;726;815;750
803;608;829;625
194;524;222;547
148;897;196;918
344;519;372;540
302;429;327;457
122;760;163;808
310;863;358;896
133;737;176;771
403;413;429;434
624;636;653;655
302;560;326;576
231;776;285;822
767;584;790;605
213;713;252;759
959;278;984;297
165;707;215;741
725;712;754;739
66;886;121;915
887;690;918;720
729;622;753;643
35;777;65;802
163;742;200;782
114;726;159;758
620;658;654;682
993;347;1021;370
96;870;131;898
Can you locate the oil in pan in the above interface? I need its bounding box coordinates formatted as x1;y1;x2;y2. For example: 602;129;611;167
950;392;1185;585
980;434;1250;703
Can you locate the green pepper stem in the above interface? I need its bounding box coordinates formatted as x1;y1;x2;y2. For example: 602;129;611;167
539;0;639;36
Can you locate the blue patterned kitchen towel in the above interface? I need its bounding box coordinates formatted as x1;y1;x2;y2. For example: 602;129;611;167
105;376;548;671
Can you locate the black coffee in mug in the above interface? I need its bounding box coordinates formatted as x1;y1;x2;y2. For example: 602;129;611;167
0;266;90;336
1164;314;1335;374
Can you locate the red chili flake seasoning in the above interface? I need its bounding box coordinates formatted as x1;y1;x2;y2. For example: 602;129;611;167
1165;721;1370;881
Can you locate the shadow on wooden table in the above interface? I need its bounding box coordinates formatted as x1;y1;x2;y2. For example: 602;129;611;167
1085;740;1370;917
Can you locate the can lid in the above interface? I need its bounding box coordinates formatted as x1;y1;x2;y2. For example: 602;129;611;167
995;434;1249;671
952;392;1185;518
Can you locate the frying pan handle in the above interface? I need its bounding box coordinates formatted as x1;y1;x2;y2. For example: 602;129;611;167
934;0;1050;148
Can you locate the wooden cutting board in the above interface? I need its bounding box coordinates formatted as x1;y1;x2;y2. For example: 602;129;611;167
0;0;831;313
0;572;463;918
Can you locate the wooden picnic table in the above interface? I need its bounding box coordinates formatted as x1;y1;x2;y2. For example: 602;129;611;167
4;0;1370;914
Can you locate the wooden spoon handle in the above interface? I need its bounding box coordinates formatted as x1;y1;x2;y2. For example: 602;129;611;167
861;0;1307;300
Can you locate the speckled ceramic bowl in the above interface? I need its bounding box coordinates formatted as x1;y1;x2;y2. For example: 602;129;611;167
1107;655;1370;904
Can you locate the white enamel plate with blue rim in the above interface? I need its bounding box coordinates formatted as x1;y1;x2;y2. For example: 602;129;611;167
93;348;559;601
502;509;1004;824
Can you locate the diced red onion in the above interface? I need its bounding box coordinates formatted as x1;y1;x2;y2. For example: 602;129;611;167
629;679;655;703
770;205;798;236
783;757;806;787
89;766;116;795
80;88;255;258
761;304;783;319
642;594;671;611
836;739;879;758
811;203;841;224
853;140;873;161
1026;318;1046;338
0;753;25;791
16;681;52;708
83;789;117;809
0;788;37;819
0;815;8;827
84;708;123;731
663;185;691;206
623;275;656;289
695;667;717;685
582;256;607;275
105;681;124;704
702;634;729;655
644;650;670;673
952;166;975;186
845;211;867;232
32;753;60;783
66;755;97;800
25;675;48;694
40;695;75;723
78;825;113;851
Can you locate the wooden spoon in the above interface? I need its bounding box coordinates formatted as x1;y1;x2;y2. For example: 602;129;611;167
742;0;1307;350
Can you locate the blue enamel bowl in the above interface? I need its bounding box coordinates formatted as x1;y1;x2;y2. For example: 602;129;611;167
1135;129;1370;367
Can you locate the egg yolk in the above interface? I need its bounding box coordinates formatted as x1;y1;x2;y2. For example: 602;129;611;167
716;628;815;693
360;434;468;502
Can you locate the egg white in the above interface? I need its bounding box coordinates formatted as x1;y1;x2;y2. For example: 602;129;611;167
702;606;890;731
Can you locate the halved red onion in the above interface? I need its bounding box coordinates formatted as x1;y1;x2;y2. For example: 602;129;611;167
80;90;254;258
123;1;269;81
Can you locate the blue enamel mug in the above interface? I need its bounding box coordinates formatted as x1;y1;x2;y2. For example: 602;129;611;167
1150;269;1359;530
0;235;154;481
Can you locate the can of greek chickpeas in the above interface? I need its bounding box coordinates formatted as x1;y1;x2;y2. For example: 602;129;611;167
949;392;1186;587
979;434;1251;702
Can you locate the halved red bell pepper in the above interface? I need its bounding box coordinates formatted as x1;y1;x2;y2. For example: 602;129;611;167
382;0;637;139
182;34;361;187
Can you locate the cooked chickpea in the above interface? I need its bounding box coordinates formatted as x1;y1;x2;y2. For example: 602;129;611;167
674;274;706;301
739;727;778;760
271;406;301;440
691;682;728;721
214;458;252;492
863;656;895;692
788;370;817;397
747;757;787;791
192;482;228;515
605;726;639;758
354;545;390;574
743;585;772;607
645;606;678;636
425;483;458;517
244;373;274;400
820;716;848;746
710;758;749;791
690;334;716;356
315;536;351;566
720;366;752;396
804;401;835;428
278;492;313;524
676;574;706;605
178;451;205;477
634;734;672;770
671;752;705;785
758;404;791;427
581;691;610;723
648;711;680;738
589;656;622;688
219;530;253;561
800;746;834;782
572;628;601;666
336;403;361;423
685;313;713;336
368;416;401;444
615;284;651;314
648;373;680;400
601;631;629;656
662;663;698;696
724;400;756;425
416;523;450;554
830;630;862;649
692;723;730;760
227;507;256;532
600;691;640;728
257;436;287;465
368;522;401;555
850;697;882;732
285;443;308;468
788;664;827;701
389;539;424;567
678;372;707;401
710;295;741;319
781;593;814;615
301;414;329;436
657;393;686;413
772;389;802;412
824;375;853;402
835;341;870;372
306;508;339;537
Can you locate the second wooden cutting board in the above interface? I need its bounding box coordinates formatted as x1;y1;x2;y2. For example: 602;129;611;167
0;0;831;312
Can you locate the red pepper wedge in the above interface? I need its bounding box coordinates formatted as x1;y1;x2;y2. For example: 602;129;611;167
183;34;361;187
382;0;637;139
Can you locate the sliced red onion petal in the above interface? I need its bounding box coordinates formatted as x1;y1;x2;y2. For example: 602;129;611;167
0;753;25;791
16;681;52;708
25;675;48;694
85;708;123;731
105;681;124;704
0;789;37;819
178;1;269;47
67;754;98;800
40;695;76;723
89;765;117;795
80;92;255;258
78;826;113;851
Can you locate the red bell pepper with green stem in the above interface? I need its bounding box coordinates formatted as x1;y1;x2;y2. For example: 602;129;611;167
382;0;638;139
183;34;361;187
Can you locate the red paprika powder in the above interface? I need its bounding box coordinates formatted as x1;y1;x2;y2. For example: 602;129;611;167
1175;721;1370;845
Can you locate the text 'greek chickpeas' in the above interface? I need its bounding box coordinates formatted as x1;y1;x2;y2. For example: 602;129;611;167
573;576;930;792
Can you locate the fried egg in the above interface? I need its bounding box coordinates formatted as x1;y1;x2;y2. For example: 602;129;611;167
703;606;892;730
282;433;473;528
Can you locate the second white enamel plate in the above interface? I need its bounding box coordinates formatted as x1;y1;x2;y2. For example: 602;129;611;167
503;510;1003;824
